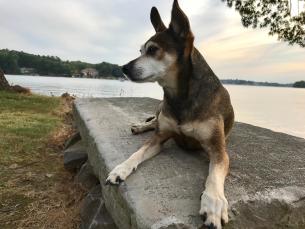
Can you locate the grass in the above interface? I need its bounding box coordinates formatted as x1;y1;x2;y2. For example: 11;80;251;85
0;91;60;165
0;90;84;229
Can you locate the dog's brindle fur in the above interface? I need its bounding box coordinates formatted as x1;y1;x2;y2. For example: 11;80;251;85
106;1;234;228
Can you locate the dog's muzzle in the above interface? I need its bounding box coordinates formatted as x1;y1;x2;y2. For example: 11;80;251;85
122;62;137;81
121;60;144;82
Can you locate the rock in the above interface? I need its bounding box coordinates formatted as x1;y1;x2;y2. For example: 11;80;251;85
0;68;11;90
73;98;305;229
61;92;76;100
61;92;71;98
64;132;81;150
0;70;30;93
75;162;100;190
64;140;87;170
151;217;190;229
10;85;31;94
80;185;117;229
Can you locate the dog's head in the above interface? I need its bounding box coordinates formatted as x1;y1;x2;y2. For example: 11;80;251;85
122;0;194;86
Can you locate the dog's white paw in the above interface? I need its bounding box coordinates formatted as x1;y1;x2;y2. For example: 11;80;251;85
199;191;228;229
105;163;135;185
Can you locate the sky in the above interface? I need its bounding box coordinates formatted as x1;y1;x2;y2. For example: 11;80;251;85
0;0;304;83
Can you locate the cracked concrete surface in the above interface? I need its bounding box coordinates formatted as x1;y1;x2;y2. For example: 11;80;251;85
74;97;305;229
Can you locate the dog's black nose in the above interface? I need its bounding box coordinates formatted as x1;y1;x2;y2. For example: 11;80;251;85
122;64;129;75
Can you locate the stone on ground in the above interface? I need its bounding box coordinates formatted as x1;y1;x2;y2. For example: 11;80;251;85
0;68;10;90
75;162;100;190
63;140;87;170
64;132;81;150
80;185;117;229
74;97;305;229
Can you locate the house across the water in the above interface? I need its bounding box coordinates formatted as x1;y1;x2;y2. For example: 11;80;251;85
20;67;36;75
81;68;99;78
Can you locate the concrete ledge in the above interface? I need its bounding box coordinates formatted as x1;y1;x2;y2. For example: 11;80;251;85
73;97;305;229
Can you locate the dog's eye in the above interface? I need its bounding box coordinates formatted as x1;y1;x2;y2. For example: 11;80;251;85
147;46;159;55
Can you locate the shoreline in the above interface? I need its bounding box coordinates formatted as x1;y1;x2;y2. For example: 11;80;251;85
6;74;301;88
5;75;305;139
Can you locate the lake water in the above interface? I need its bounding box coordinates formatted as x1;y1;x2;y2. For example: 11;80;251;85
6;75;305;139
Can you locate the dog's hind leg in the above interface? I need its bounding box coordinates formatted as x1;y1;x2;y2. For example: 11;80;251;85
105;131;171;185
131;116;157;135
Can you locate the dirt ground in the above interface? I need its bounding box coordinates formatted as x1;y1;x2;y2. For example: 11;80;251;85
0;91;86;229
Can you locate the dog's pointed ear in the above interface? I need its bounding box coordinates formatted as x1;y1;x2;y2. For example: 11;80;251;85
150;7;166;33
169;0;192;39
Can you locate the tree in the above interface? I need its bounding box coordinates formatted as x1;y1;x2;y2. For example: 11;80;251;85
0;50;20;74
0;68;11;90
293;80;305;88
0;49;124;78
221;0;305;47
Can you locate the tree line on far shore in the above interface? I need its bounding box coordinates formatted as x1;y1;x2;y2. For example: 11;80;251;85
0;49;124;79
293;81;305;88
1;49;304;88
220;79;305;88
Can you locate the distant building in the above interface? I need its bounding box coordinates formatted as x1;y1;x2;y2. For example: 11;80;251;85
81;68;99;78
20;67;36;75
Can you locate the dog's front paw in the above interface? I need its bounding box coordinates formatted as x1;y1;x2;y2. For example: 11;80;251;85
105;163;135;185
131;124;142;135
199;191;228;229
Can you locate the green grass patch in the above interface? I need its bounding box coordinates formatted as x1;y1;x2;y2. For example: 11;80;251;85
0;91;61;224
0;91;62;228
0;91;60;165
0;91;83;229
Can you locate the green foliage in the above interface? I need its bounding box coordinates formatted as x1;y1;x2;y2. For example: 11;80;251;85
95;62;123;78
0;50;20;74
222;0;305;47
0;49;124;78
293;80;305;88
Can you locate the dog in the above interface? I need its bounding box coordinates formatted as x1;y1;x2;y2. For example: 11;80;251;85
105;1;234;228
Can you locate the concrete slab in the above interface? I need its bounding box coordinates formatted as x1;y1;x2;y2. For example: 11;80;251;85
73;97;305;229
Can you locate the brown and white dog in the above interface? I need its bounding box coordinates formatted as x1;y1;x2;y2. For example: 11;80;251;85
105;1;234;228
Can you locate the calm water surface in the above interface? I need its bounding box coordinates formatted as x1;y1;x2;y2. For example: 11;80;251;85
6;75;305;139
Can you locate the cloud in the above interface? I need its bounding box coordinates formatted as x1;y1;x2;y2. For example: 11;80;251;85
0;0;304;83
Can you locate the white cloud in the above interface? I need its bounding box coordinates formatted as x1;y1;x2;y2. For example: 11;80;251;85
0;0;304;83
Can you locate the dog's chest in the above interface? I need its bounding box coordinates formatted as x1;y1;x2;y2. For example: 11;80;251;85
158;112;215;141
